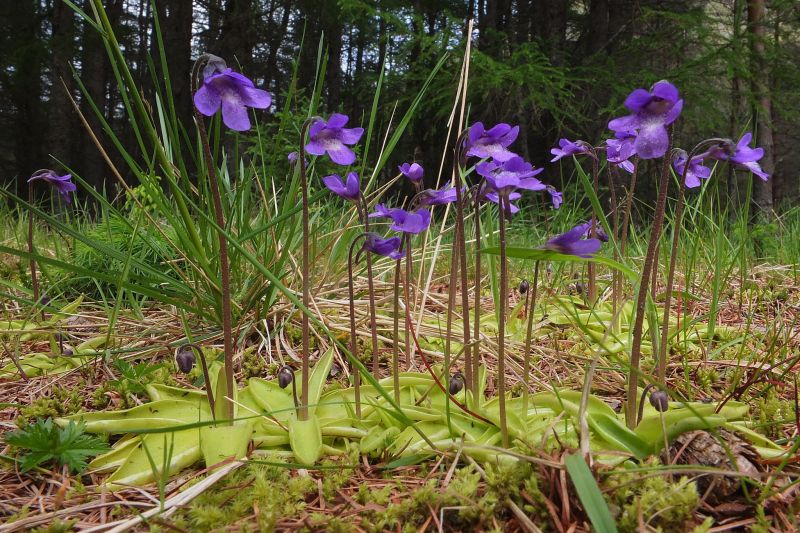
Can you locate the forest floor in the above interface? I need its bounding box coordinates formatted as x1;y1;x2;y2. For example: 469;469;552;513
1;266;800;532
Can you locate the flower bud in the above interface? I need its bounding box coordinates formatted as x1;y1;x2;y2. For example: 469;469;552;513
449;371;465;395
175;346;196;374
278;366;295;389
649;390;669;412
519;280;529;294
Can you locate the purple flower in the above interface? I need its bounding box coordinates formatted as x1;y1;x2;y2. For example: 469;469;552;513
28;170;76;203
484;191;521;215
550;139;591;162
476;156;545;196
322;172;360;201
465;122;519;162
305;113;364;166
544;222;603;258
606;131;637;173
672;151;712;189
608;81;683;159
193;68;272;131
546;186;563;209
707;133;769;181
399;162;424;182
369;204;431;234
417;186;460;206
363;233;404;259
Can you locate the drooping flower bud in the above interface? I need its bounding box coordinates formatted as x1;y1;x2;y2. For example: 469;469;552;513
519;280;529;294
175;346;196;374
449;371;465;395
278;366;295;389
649;390;669;412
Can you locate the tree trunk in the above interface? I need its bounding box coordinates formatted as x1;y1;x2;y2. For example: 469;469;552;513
747;0;775;214
48;0;76;168
155;0;194;133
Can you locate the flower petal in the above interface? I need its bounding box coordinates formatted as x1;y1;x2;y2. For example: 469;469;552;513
194;85;221;116
221;99;251;131
326;143;357;166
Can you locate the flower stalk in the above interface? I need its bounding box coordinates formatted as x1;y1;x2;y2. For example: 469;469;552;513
192;56;236;424
522;261;540;414
625;136;673;428
497;194;510;447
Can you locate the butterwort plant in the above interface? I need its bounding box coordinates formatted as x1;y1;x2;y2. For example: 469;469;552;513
192;53;272;423
26;170;77;310
549;138;603;303
657;135;768;386
347;232;404;415
370;201;431;400
468;132;557;446
306;113;366;419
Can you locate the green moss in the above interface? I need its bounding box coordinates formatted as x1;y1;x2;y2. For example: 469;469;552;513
753;389;792;439
18;384;84;427
606;468;700;532
30;519;77;533
176;463;317;531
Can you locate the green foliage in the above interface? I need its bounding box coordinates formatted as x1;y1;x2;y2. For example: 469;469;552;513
4;419;109;473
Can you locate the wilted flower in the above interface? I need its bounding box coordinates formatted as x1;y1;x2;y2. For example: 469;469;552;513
193;66;271;131
476;156;545;197
465;122;520;162
278;366;295;389
608;81;683;159
707;132;769;181
175;346;196;374
546;185;563;209
369;204;431;234
305;113;364;165
550;138;591;162
672;150;712;188
362;233;404;259
544;222;603;258
322;172;360;201
449;371;465;395
399;162;424;182
28;170;76;204
606;131;637;173
417;186;461;206
649;390;669;412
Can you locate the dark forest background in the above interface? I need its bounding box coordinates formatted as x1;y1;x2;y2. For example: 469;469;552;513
1;0;799;212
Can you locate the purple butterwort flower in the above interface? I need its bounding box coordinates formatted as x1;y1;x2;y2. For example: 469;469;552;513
672;151;712;189
550;139;591;162
476;156;545;196
606;131;637;173
399;162;423;182
28;170;76;204
193;67;271;131
707;133;769;181
369;204;431;234
608;80;683;160
363;233;404;259
544;222;603;258
465;122;520;162
417;185;460;206
305;113;364;166
484;191;521;215
322;172;360;201
546;186;563;209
